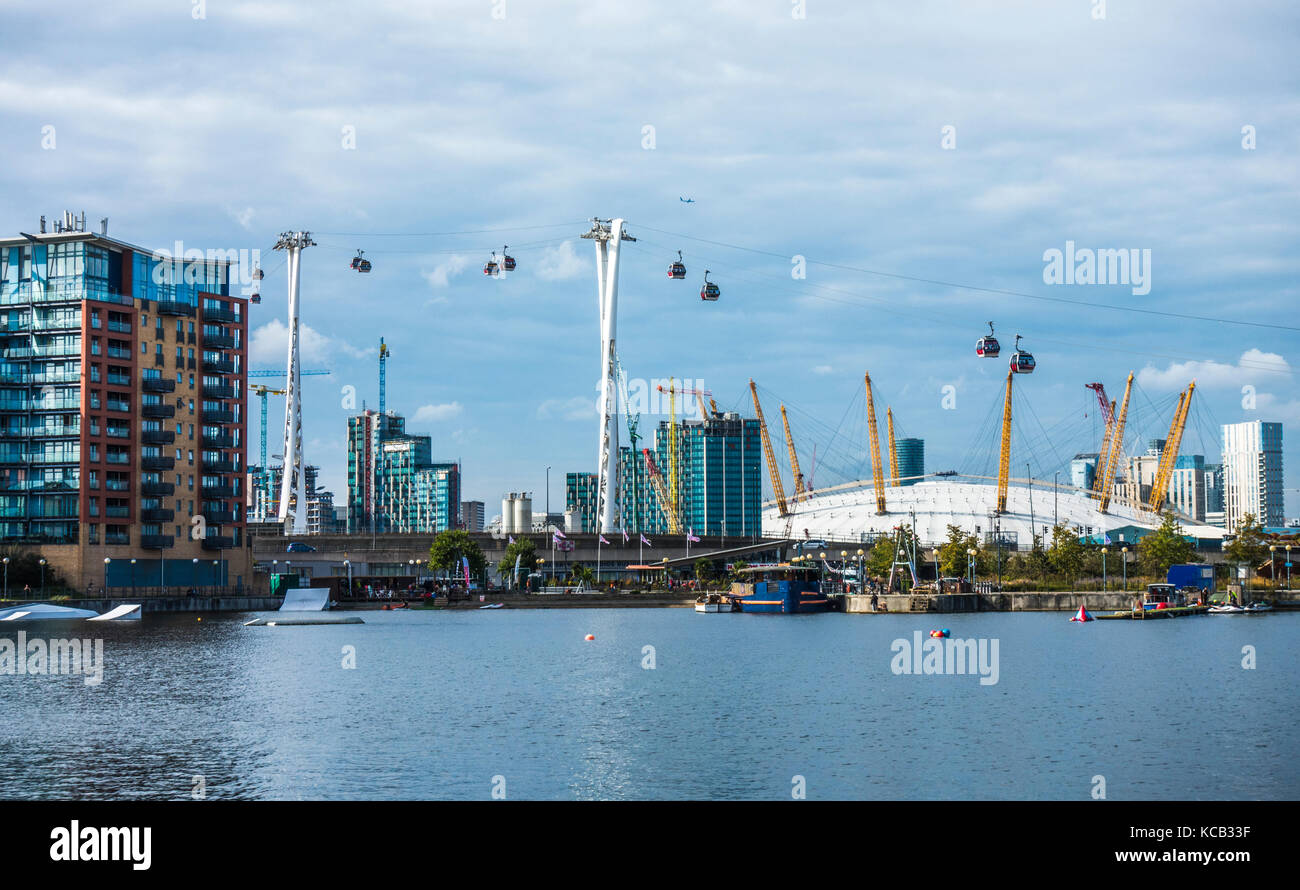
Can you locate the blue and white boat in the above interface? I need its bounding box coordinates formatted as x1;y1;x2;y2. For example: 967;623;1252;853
733;565;832;614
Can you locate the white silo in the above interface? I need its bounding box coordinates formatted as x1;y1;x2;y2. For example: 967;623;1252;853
514;493;532;534
502;493;516;534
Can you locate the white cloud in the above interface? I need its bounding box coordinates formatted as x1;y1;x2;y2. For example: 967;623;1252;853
812;364;834;375
538;396;596;421
414;402;464;422
422;254;471;288
249;319;369;366
536;241;589;282
1136;349;1292;389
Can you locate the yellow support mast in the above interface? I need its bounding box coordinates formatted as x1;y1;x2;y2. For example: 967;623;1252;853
642;449;683;535
780;404;806;503
750;379;789;517
1147;381;1196;512
864;372;886;515
887;407;900;487
996;370;1013;514
1098;372;1135;514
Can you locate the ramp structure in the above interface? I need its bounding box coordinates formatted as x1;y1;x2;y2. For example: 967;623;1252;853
0;603;99;621
278;587;332;612
88;604;142;621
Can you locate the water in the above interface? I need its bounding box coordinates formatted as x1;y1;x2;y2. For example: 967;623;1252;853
1;609;1296;800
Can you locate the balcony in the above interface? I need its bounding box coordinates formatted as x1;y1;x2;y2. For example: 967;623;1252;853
203;409;235;424
142;377;176;394
203;333;236;350
140;481;176;496
203;356;235;374
142;404;176;419
201;458;236;474
156;301;195;317
202;383;236;400
202;509;235;524
201;536;236;551
141;429;175;445
203;306;237;324
200;484;235;499
140;508;175;522
201;433;235;449
141;456;176;471
140;534;175;550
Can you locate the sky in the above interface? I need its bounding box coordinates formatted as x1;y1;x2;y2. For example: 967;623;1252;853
2;0;1297;520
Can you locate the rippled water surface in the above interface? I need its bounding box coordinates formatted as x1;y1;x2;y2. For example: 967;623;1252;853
1;609;1296;800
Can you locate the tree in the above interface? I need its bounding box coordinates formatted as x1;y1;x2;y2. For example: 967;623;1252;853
1137;512;1196;577
1048;524;1086;586
429;530;486;581
694;557;714;584
1223;513;1269;573
570;565;595;589
1026;533;1051;584
728;559;749;580
937;524;980;578
497;536;537;581
0;548;64;594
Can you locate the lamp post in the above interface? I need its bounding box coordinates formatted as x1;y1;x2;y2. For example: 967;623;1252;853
1101;547;1108;592
1287;545;1293;591
840;551;848;595
1269;545;1277;591
130;558;137;595
192;557;200;596
967;548;976;588
1121;547;1128;593
2;557;8;599
103;557;111;595
857;549;865;595
212;560;219;596
343;559;352;599
538;558;545;588
39;557;46;597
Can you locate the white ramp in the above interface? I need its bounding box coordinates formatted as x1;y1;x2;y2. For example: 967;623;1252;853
0;611;31;621
88;604;142;621
279;587;332;612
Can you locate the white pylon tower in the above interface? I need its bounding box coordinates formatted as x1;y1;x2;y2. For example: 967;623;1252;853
274;231;314;534
582;218;635;533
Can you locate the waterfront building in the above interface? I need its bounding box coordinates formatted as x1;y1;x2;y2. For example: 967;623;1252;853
1169;454;1207;522
1070;453;1098;491
346;410;459;533
896;437;924;486
0;214;251;589
460;499;485;532
1221;421;1284;531
564;472;598;533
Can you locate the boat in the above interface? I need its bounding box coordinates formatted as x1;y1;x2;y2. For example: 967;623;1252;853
1096;583;1209;620
694;592;735;613
1245;601;1274;613
732;565;832;614
1208;604;1247;614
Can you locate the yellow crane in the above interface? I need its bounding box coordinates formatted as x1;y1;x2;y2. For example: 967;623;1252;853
656;380;714;524
864;372;886;515
996;371;1013;513
642;448;683;535
750;379;789;517
1147;381;1196;512
887;407;900;487
1097;372;1135;514
779;404;806;503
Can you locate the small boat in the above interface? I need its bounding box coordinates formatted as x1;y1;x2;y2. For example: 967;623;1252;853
732;565;831;614
1245;601;1273;613
694;593;735;613
1209;604;1247;614
478;603;504;610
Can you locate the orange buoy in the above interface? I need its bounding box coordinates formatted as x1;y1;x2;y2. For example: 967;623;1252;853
584;634;595;641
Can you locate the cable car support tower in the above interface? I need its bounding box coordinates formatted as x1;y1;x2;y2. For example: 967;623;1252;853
273;230;314;535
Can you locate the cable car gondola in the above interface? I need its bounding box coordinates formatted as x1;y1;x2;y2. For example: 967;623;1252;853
976;321;1000;358
1010;334;1035;374
668;250;686;280
700;270;720;302
351;250;371;273
483;251;499;276
250;267;263;303
501;246;516;272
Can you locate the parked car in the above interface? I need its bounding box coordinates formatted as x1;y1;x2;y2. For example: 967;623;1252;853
286;542;317;553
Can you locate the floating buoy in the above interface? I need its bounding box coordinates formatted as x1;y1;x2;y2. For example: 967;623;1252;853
584;634;595;641
929;629;950;638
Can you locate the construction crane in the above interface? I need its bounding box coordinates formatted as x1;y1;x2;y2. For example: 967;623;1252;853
1097;372;1135;514
249;384;286;520
749;379;789;517
996;370;1013;513
886;407;900;487
642;448;682;534
379;340;387;423
779;404;806;502
864;372;886;515
614;353;639;529
656;379;714;524
1147;381;1196;512
1085;382;1115;497
248;369;331;378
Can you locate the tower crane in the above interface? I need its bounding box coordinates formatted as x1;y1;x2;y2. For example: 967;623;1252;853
642;448;682;534
249;384;286;521
656;379;714;524
1097;372;1135;514
378;337;390;420
864;372;886;515
887;407;900;487
779;404;806;502
1085;382;1115;497
749;380;789;518
1147;381;1196;512
248;369;331;378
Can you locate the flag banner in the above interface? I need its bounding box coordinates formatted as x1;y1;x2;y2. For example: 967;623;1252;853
621;528;629;543
687;529;700;543
640;534;652;546
599;535;610;545
553;528;567;538
508;535;515;544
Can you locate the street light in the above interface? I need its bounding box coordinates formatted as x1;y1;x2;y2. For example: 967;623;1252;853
212;560;219;595
103;557;111;595
1269;545;1277;591
1101;547;1108;592
1287;545;1293;591
662;556;669;589
39;558;46;597
343;559;352;599
857;548;865;595
967;548;976;587
192;558;200;596
1121;547;1129;593
2;557;8;599
130;558;137;594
